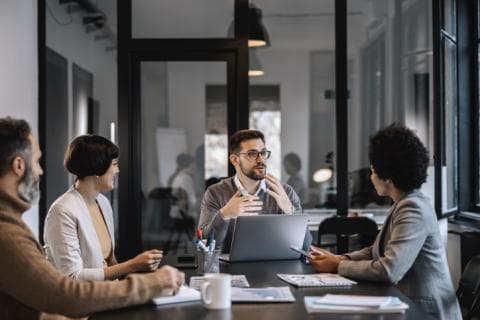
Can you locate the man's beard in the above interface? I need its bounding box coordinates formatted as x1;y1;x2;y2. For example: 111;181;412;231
18;164;40;205
239;162;266;181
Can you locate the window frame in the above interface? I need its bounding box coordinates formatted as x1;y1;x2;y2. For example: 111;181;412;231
448;0;480;216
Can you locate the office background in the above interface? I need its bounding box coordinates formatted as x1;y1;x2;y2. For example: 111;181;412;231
1;0;479;291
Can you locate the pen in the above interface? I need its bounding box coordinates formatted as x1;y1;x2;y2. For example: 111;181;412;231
209;239;216;252
206;231;215;251
195;238;209;252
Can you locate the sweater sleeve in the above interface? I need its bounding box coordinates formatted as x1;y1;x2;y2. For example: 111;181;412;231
285;184;302;214
0;223;165;318
197;187;230;246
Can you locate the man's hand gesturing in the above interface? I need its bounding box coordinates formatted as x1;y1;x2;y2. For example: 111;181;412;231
219;190;263;219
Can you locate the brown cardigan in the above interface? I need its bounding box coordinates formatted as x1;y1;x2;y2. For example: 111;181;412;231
0;190;164;319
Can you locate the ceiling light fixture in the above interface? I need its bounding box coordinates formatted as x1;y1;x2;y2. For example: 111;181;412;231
248;4;270;47
249;49;264;77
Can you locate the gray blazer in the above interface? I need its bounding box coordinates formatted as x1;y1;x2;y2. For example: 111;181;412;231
43;187;115;281
338;190;461;320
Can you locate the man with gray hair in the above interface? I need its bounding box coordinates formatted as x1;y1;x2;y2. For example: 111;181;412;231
0;117;184;319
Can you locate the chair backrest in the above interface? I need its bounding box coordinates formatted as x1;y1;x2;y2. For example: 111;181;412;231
317;216;378;254
457;254;480;320
148;187;176;225
461;232;480;270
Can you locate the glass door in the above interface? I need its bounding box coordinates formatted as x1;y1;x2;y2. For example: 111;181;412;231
116;53;237;258
140;60;228;254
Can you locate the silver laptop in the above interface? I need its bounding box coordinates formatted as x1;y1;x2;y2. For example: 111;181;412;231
219;214;309;262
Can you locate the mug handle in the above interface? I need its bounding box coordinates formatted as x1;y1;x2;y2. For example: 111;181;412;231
201;281;212;305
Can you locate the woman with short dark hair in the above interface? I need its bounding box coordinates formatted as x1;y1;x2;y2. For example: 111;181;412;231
44;135;162;281
309;124;461;320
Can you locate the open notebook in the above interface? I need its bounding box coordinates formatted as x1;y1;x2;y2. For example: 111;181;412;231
152;286;200;305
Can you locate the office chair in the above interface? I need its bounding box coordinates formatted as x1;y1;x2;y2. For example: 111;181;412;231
457;254;480;320
317;215;378;254
145;187;175;233
165;187;195;254
461;232;480;270
147;187;194;254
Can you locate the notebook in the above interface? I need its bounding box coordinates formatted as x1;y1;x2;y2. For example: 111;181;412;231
304;294;409;314
277;273;356;287
152;286;200;305
189;275;250;290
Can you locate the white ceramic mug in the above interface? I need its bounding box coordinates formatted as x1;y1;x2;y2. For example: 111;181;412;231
201;273;232;309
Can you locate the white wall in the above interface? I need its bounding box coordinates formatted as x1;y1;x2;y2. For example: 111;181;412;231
0;0;39;238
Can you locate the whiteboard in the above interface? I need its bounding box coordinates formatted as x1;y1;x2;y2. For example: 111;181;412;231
155;128;187;187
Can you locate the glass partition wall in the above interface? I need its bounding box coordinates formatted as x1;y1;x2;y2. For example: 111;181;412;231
112;0;447;258
38;0;462;259
347;0;435;216
249;1;336;211
140;61;227;253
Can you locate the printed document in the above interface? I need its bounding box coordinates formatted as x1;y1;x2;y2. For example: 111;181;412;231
277;273;356;287
231;286;295;303
304;294;409;314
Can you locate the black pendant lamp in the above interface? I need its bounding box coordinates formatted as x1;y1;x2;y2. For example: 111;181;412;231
248;49;264;77
248;4;270;47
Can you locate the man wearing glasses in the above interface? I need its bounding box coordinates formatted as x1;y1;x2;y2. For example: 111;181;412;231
198;129;305;252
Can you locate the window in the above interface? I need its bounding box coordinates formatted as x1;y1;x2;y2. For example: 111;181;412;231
441;0;459;214
441;0;478;216
477;0;480;208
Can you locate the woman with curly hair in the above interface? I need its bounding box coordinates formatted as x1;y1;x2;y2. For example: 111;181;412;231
309;124;461;320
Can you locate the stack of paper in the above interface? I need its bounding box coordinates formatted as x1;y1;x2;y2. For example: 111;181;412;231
152;286;200;305
304;294;409;314
277;273;357;287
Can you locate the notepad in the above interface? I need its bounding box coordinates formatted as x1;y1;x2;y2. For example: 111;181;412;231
189;275;250;291
277;273;357;287
304;294;409;314
231;286;295;303
152;286;200;305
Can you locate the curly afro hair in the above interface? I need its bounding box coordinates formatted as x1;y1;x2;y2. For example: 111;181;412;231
368;123;429;192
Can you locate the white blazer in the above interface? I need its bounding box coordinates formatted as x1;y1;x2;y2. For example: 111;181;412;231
43;186;115;281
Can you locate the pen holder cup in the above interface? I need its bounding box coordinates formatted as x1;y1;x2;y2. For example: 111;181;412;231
197;249;221;274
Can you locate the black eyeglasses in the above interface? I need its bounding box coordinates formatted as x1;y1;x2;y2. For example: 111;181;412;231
236;149;271;161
